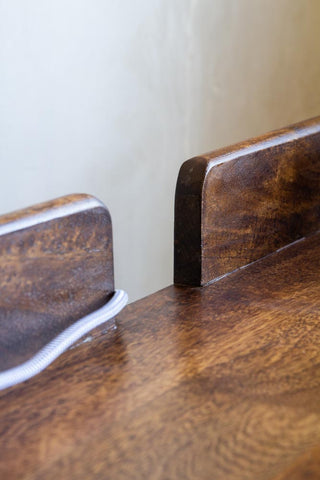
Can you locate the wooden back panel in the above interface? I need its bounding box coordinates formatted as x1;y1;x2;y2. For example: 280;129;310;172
175;116;320;286
0;194;114;370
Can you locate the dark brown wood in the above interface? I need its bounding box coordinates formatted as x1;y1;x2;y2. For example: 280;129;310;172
0;194;114;371
274;445;320;480
175;116;320;286
0;230;319;479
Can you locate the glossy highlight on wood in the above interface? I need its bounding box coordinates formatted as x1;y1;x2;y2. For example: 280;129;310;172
175;116;320;286
0;194;114;371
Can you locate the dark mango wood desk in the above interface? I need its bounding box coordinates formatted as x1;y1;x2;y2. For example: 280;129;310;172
0;118;319;479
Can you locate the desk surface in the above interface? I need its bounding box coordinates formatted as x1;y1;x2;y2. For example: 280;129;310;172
0;231;319;480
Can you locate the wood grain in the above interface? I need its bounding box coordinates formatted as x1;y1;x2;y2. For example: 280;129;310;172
0;230;319;479
0;194;114;371
175;116;320;286
274;445;320;480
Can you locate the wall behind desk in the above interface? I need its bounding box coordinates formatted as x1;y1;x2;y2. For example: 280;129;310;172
1;0;320;302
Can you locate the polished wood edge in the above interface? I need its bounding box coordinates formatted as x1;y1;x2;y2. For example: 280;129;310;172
174;116;320;286
185;116;320;170
0;193;106;234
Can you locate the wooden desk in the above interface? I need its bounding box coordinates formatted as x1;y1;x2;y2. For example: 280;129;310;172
0;118;319;479
0;230;319;479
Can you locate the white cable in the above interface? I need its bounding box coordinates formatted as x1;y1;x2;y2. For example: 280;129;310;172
0;289;128;391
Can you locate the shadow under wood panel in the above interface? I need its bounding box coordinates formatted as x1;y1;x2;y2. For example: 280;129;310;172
0;194;114;371
174;116;320;286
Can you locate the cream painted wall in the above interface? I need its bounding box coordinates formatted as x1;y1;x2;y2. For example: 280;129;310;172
0;0;320;301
